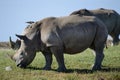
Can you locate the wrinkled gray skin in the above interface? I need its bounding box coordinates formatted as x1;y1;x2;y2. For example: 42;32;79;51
12;15;108;72
70;8;120;45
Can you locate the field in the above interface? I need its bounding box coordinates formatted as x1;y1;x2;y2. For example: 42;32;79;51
0;45;120;80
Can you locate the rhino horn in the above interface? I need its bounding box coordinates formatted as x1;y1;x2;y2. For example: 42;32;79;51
16;34;28;40
9;36;16;49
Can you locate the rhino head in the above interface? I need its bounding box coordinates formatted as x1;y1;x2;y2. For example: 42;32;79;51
11;22;41;68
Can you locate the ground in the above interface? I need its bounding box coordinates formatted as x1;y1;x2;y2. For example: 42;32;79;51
0;42;120;80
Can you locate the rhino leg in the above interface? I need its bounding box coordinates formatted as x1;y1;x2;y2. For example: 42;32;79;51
42;51;53;70
92;49;104;70
50;46;66;72
113;35;119;45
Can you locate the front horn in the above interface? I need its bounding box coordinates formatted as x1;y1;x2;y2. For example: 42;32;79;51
9;36;16;49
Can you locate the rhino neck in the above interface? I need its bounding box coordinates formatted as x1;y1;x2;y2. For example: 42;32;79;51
33;40;41;52
32;31;41;52
33;31;47;52
34;33;46;52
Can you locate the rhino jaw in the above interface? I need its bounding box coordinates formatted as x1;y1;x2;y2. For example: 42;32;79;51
15;58;27;68
17;63;27;68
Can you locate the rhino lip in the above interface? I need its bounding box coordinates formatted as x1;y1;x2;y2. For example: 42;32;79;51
17;63;22;67
17;63;26;68
16;58;26;68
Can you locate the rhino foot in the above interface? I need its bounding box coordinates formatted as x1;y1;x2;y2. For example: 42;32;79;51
43;66;51;70
92;65;101;71
57;67;67;72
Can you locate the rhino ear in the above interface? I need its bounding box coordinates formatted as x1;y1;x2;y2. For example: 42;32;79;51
26;21;34;24
16;34;28;40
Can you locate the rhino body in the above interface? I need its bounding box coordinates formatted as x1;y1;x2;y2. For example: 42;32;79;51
12;15;108;72
70;8;120;45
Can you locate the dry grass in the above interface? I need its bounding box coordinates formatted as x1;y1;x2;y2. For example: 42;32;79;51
0;42;10;49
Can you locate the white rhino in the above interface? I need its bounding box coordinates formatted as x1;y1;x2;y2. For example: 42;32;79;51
70;8;120;45
10;15;108;72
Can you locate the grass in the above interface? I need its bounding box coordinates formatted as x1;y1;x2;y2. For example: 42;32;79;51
0;45;120;80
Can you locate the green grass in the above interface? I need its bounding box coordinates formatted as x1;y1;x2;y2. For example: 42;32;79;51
0;45;120;80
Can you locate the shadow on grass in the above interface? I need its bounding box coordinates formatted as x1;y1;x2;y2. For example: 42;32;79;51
66;69;93;74
26;66;43;70
25;66;120;74
66;67;120;74
26;66;57;72
100;66;120;72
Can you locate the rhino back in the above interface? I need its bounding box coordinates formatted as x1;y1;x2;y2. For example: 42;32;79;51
90;9;119;34
41;15;105;54
70;8;119;35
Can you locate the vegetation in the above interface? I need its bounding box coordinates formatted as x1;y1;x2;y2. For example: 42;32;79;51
0;45;120;80
0;42;10;49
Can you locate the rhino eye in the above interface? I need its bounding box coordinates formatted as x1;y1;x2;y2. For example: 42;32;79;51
26;25;30;28
20;52;24;56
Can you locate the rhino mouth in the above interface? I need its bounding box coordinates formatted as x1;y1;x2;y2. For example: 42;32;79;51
17;63;27;68
16;58;27;68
